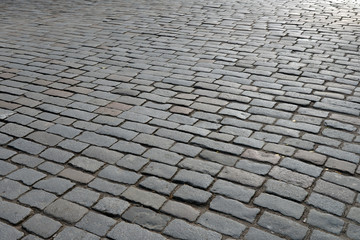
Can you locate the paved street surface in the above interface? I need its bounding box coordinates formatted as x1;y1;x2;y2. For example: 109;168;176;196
0;0;359;239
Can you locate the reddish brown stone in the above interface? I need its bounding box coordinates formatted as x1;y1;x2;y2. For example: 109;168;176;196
44;89;73;98
0;100;21;110
170;106;193;115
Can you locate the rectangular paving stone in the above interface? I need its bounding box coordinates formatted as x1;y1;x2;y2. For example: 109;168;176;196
178;158;222;176
142;162;177;180
19;189;57;210
59;168;94;184
0;160;17;176
133;133;175;149
23;214;62;238
60;109;97;121
316;145;359;163
110;140;147;155
76;131;117;147
143;148;183;165
314;179;356;204
45;199;88;223
200;150;238;166
241;149;280;164
219;166;265;187
8;138;46;155
306;209;344;234
34;177;75;195
173;185;212;205
306;192;345;216
254;193;305;219
294;150;327;165
197;211;246;238
164;219;221;240
122;186;166;210
161;200;200;222
269;166;315;188
264;179;308;202
69;156;104;173
98;165;141;184
210;196;260;223
93;196;130;216
258;212;308;240
140;176;177;196
40;148;74;163
63;187;100;207
210;179;255;203
0;123;34;137
46;124;82;138
173;169;213;189
83;146;124;164
11;154;44;168
116;154;148;171
0;221;24;240
75;211;116;236
279;157;322;177
191;137;244;155
322;171;360;192
235;159;272;175
7;168;46;185
0;200;32;224
0;178;29;200
122;206;171;231
96;125;138;141
245;227;285;240
107;221;166;240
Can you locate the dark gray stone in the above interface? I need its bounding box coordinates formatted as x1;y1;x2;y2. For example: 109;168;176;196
0;221;24;240
45;199;88;223
173;169;213;189
258;212;308;240
107;221;166;240
173;185;212;204
88;178;126;196
116;154;148;171
34;177;75;195
140;176;177;195
254;193;305;219
235;159;271;175
218;166;265;187
63;187;100;207
39;148;74;163
121;187;166;210
161;200;200;222
210;179;255;203
18;189;57;210
197;211;246;238
0;178;29;200
76;211;116;236
23;214;62;238
310;230;342;240
210;196;260;223
306;209;344;234
306;192;345;216
142;162;177;179
143;148;183;165
245;227;285;240
0;200;32;224
122;206;171;231
83;146;124;164
98;165;141;184
54;227;100;240
7;168;46;185
164;219;221;240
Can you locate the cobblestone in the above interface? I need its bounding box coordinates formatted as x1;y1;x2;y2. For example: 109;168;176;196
1;0;360;238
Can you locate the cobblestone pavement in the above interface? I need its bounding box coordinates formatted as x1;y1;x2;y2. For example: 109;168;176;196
0;0;359;239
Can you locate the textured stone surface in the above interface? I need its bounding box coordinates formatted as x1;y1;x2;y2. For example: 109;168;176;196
1;0;360;238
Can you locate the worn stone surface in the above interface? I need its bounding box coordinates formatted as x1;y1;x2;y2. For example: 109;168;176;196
1;0;360;238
